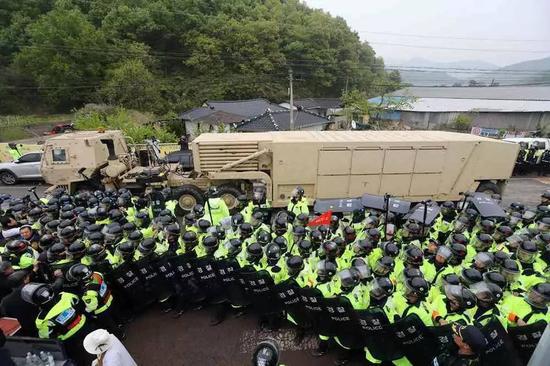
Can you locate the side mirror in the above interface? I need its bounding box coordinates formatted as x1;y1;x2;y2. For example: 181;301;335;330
13;159;20;164
77;167;86;174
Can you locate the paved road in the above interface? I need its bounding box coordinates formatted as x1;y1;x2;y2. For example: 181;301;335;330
1;178;549;365
0;182;48;200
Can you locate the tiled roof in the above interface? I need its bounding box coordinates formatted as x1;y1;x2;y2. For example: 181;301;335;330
206;98;286;118
236;109;330;132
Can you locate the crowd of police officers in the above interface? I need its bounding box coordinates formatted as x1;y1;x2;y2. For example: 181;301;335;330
0;183;549;366
515;141;550;175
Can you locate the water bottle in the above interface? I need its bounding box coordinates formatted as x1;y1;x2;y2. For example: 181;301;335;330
25;352;32;366
30;353;42;365
47;352;55;366
39;351;48;362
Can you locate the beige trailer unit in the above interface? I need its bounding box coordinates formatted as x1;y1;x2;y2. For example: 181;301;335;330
191;130;519;206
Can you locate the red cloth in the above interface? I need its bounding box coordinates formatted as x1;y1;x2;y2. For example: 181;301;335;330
307;211;332;227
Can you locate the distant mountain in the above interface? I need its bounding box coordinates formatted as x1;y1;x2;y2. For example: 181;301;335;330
398;70;462;86
390;56;550;86
501;56;550;71
491;56;550;85
392;58;498;86
399;57;498;70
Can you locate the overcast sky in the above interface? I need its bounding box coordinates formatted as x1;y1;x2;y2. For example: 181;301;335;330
305;0;550;67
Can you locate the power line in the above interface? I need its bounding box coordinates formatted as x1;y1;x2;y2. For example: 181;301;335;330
357;30;550;43
367;41;550;54
11;43;550;73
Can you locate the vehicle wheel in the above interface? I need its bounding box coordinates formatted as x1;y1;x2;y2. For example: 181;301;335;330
0;171;17;185
173;185;204;216
218;185;243;212
476;181;500;195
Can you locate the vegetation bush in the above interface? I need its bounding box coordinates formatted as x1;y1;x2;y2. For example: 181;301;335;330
74;106;177;143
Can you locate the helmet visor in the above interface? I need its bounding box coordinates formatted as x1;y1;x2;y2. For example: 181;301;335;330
370;279;392;300
436;246;452;261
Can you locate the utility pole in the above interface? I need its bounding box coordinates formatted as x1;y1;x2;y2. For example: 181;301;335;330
289;68;294;131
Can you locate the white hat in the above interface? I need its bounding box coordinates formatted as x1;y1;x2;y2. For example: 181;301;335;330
83;329;114;355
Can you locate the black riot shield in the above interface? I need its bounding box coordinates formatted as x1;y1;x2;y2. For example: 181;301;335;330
110;261;152;311
134;256;172;302
273;279;308;327
215;258;248;307
507;320;547;364
170;254;205;304
313;198;363;214
240;269;281;316
148;190;166;218
361;194;411;214
157;254;178;287
406;202;441;227
471;193;507;220
299;287;326;335
356;308;403;362
192;256;225;304
479;318;522;366
324;296;362;349
392;313;438;365
428;324;454;354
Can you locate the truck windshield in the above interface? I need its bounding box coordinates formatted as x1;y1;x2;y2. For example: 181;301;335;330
100;139;116;160
52;148;67;163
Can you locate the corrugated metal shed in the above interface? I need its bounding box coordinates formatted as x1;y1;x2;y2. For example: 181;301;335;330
407;98;550;112
390;86;550;101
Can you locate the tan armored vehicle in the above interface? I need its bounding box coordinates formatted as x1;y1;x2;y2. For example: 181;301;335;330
41;130;518;214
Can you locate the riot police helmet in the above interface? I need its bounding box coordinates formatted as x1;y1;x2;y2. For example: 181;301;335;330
21;283;55;306
66;263;93;283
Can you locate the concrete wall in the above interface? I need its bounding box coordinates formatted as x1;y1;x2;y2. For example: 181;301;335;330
184;121;232;140
298;124;326;132
401;111;550;131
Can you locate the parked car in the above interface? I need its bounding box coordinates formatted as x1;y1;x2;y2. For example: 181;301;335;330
43;123;75;135
0;152;43;185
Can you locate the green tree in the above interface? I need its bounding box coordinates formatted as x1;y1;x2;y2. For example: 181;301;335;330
13;6;110;108
2;0;400;114
100;59;162;112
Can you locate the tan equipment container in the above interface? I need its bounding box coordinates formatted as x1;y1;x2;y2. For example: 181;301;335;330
41;130;519;214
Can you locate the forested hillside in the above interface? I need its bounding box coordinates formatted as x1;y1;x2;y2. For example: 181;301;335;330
0;0;399;114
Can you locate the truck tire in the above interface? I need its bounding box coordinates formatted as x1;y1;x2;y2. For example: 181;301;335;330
218;185;243;212
174;185;204;216
0;171;17;185
476;181;501;195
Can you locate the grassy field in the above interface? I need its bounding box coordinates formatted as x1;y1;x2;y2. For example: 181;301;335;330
0;114;73;142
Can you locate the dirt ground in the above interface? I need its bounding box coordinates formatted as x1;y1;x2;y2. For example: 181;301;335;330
124;306;343;366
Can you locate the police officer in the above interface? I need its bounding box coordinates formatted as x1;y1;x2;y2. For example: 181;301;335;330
21;282;94;365
432;324;487;366
394;276;432;326
471;281;505;326
204;187;230;226
311;259;338;357
3;240;38;270
505;282;550;326
431;284;477;325
287;186;309;218
66;264;123;338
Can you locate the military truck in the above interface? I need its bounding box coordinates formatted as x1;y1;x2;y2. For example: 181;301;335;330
41;130;519;214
